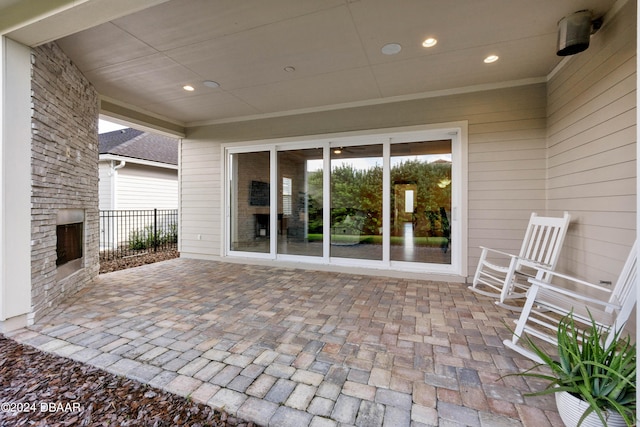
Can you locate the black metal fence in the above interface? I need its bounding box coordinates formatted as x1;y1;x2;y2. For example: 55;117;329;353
100;209;178;261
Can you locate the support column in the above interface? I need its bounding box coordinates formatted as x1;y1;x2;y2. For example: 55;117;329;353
0;36;32;332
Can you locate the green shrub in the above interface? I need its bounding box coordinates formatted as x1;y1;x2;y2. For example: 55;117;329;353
128;223;177;250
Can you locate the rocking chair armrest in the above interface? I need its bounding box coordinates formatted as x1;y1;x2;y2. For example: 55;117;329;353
527;268;613;293
478;246;519;259
478;247;547;271
527;278;617;309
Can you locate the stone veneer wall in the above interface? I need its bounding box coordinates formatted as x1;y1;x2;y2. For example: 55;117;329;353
30;42;99;323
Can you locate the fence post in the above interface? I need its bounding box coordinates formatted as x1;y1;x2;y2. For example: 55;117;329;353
154;208;158;252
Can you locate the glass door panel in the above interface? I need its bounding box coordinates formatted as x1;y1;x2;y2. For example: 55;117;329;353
229;151;270;253
390;140;451;264
330;145;383;260
277;148;323;257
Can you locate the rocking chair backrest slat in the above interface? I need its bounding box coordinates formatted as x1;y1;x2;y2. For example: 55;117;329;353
529;223;557;266
542;226;561;266
518;212;570;270
527;224;544;261
518;213;538;260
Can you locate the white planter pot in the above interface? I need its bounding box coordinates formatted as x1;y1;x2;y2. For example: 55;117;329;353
555;391;626;427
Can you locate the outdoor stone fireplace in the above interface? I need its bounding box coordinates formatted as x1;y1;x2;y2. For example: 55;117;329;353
29;42;100;323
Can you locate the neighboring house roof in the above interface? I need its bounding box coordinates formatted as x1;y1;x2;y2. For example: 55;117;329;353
99;128;178;166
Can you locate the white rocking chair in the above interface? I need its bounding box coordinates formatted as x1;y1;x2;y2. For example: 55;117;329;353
503;240;637;363
469;211;571;308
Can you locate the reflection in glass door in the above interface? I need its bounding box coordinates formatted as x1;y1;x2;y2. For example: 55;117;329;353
330;145;383;260
277;148;323;257
229;151;270;253
390;140;451;264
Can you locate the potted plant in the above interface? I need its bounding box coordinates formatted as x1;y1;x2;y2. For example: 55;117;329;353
505;312;636;426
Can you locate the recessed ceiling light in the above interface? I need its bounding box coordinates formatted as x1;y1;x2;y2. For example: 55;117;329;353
203;80;220;88
183;85;195;91
381;43;402;55
484;55;499;64
284;66;296;72
422;38;437;48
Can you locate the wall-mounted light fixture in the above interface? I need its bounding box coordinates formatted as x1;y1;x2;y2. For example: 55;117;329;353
556;10;603;56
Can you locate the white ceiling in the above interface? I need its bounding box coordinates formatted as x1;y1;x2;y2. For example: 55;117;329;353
49;0;618;127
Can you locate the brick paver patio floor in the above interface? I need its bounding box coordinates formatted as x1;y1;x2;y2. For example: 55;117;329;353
8;258;562;426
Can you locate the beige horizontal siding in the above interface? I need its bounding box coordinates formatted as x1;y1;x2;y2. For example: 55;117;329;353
179;139;222;257
468;181;545;194
548;90;635;153
549;123;635;170
469;169;545;182
549;176;635;200
470;139;546;154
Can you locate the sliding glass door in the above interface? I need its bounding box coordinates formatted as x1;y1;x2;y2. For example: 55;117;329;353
226;126;462;274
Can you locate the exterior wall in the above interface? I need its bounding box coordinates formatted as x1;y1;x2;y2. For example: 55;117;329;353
547;0;636;283
181;83;548;278
180;137;222;255
115;164;178;210
31;42;99;323
99;161;178;210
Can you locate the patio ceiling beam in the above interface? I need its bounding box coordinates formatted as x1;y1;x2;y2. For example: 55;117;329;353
0;0;169;47
101;97;186;138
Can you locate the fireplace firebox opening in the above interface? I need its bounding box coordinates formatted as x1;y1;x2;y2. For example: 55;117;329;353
56;209;85;279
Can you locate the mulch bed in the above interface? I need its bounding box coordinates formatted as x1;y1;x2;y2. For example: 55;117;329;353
0;252;259;426
99;249;180;274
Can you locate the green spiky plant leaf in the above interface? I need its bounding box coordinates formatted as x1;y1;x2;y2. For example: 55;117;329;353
505;311;636;426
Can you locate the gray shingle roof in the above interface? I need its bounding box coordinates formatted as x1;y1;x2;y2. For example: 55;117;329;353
99;128;178;166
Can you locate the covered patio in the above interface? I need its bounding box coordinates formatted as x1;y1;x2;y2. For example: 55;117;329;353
8;259;561;426
0;1;634;425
